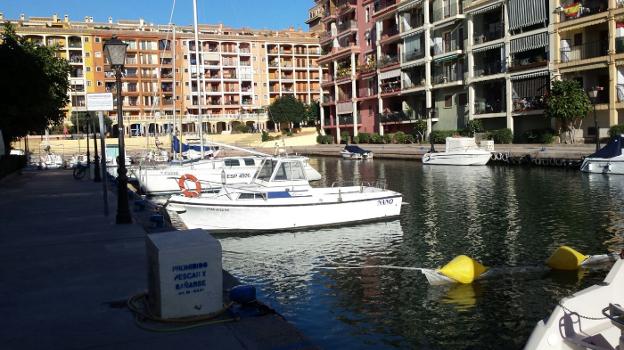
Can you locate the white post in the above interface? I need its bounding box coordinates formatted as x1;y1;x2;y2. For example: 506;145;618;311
192;0;204;158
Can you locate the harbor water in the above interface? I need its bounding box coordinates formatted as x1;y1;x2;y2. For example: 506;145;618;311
214;157;624;349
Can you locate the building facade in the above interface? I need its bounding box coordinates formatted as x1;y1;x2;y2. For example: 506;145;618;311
313;0;624;143
6;13;322;136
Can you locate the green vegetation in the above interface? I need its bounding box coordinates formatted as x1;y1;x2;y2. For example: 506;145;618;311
521;128;557;144
304;101;320;127
67;112;113;134
608;124;624;137
465;119;484;136
340;131;350;144
316;134;333;144
545;80;591;143
261;130;280;142
357;132;371;144
268;95;306;126
429;130;458;143
0;23;70;150
487;128;513;144
412;119;428;143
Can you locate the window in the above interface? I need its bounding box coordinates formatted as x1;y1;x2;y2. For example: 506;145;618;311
85;37;89;42
96;66;102;72
224;159;240;167
243;158;255;166
87;81;91;86
86;67;91;72
256;159;277;180
458;93;467;106
444;95;453;108
95;52;102;58
274;161;305;181
85;52;90;58
97;81;102;86
365;7;370;23
95;37;101;43
238;193;258;200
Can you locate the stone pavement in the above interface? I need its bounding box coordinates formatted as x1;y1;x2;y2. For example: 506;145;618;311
0;169;316;350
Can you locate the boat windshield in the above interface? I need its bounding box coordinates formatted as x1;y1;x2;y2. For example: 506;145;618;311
256;160;278;181
273;161;306;181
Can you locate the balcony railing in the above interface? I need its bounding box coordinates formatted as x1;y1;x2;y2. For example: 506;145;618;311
323;117;332;125
433;68;463;84
401;16;424;32
403;77;425;90
508;58;547;72
378;54;399;68
473;25;503;45
474;100;505;114
513;96;546;112
561;41;608;62
403;50;425;62
431;31;462;55
338;115;354;125
337;20;357;33
378;110;419;123
474;61;505;76
380;80;401;94
381;27;399;40
69;56;83;64
357;61;377;74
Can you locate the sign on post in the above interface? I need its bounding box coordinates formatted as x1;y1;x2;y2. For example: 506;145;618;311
86;93;114;111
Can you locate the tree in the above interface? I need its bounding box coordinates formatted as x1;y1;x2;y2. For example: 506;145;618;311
0;23;70;150
545;80;591;144
412;119;428;143
268;95;306;126
304;101;320;127
69;112;113;134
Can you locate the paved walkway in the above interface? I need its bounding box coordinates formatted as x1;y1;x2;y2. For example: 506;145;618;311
0;169;315;350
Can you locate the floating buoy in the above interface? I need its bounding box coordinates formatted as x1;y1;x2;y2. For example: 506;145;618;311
546;246;588;270
501;153;509;162
438;255;488;284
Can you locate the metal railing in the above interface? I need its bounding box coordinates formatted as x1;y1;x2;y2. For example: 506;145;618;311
403;50;425;62
432;0;458;22
378;54;399;68
473;61;505;76
474;100;504;114
512;96;546;112
473;26;503;45
560;41;608;62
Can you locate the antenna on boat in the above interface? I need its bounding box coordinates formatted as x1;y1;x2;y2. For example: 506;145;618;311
192;0;205;159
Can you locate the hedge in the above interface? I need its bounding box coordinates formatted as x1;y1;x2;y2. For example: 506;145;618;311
609;124;624;137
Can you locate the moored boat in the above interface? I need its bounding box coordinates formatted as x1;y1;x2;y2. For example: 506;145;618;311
166;156;402;232
580;136;624;174
341;145;374;160
423;137;492;166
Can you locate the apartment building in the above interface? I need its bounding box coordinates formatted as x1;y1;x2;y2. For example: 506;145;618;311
314;0;623;143
7;13;322;136
552;0;624;141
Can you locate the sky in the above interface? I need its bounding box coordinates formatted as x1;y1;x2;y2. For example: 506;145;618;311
1;0;313;31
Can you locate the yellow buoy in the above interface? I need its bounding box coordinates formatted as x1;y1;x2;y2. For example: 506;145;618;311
546;246;587;271
438;255;488;284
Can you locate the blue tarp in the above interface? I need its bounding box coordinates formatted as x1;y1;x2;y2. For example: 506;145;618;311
591;136;623;159
172;136;218;153
344;145;370;154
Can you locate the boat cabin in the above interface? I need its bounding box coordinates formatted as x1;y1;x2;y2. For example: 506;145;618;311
253;157;311;188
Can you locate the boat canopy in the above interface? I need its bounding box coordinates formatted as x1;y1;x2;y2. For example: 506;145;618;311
445;137;480;152
172;136;218;153
590;136;624;158
344;145;371;154
255;158;307;182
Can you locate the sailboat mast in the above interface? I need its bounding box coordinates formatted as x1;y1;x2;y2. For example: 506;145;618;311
172;24;178;159
192;0;204;158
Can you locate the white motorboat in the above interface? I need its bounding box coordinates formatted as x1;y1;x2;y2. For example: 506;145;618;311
580;136;624;174
39;153;64;169
166;156;402;232
341;145;374;160
423;137;492;166
133;140;321;196
67;154;88;168
525;257;624;350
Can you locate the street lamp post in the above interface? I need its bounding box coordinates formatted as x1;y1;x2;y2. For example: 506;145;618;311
587;86;603;153
104;36;131;224
92;116;101;182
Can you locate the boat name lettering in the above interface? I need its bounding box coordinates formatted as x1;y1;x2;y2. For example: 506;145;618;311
162;172;179;176
226;173;251;179
172;262;208;272
377;198;394;205
207;207;229;212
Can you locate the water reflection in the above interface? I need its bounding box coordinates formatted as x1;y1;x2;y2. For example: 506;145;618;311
220;158;624;349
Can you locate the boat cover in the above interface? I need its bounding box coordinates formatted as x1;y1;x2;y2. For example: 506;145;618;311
590;136;624;158
344;145;371;154
172;136;217;153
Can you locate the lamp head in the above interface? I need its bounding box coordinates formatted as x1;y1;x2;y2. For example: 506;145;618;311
104;35;128;68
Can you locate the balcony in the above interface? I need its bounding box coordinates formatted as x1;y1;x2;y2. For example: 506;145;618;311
378;54;399;69
338;115;355;125
403;50;425;63
380;79;401;95
336;66;352;80
432;0;460;23
337;20;357;34
431;31;462;56
474;61;505;77
320;31;334;44
474;99;504;114
561;41;608;63
403;76;425;90
373;0;398;17
513;96;546;113
559;0;609;23
380;27;399;41
401;15;424;33
508;58;548;73
378;110;419;123
433;67;463;84
473;25;503;45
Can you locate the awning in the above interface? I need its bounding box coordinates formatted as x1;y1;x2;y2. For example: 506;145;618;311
378;68;401;80
433;54;458;63
510;32;548;54
467;1;503;15
472;41;504;53
402;27;426;39
398;0;423;12
401;59;426;70
508;0;547;31
512;74;549;98
510;69;550;81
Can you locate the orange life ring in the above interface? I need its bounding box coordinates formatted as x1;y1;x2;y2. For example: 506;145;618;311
178;174;201;197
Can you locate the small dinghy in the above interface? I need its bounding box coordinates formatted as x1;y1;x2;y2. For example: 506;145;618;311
341;145;373;160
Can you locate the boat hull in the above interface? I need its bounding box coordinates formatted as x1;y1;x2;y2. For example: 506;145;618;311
340;151;373;160
168;191;402;232
422;152;491;166
580;157;624;174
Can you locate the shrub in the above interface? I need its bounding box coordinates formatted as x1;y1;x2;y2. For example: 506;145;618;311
370;133;383;144
316;135;333;144
540;132;555;144
383;133;393;144
340;131;350;144
465;119;484;136
262;130;270;142
429;130;457;143
393;131;407;144
404;134;415;144
233;124;251;134
488;128;513;144
609;124;624;137
352;135;360;144
358;132;371;144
